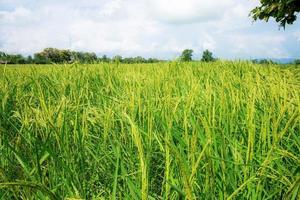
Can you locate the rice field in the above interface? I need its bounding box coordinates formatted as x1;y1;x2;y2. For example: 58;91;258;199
0;61;300;199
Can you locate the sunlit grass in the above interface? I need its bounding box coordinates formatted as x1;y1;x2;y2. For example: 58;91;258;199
0;61;300;199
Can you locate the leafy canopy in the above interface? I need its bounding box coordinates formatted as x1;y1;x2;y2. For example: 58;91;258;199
251;0;300;28
201;50;215;62
180;49;193;62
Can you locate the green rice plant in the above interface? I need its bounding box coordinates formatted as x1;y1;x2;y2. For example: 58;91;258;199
0;61;299;199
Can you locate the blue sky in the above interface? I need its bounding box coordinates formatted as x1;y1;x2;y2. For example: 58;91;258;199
0;0;299;59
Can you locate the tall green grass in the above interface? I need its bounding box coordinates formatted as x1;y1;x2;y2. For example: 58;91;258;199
0;61;300;199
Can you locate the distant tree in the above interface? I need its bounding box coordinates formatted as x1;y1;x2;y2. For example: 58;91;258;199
121;57;160;64
73;52;85;63
0;52;7;64
201;50;215;62
34;48;74;63
99;55;110;63
60;50;73;63
13;54;26;64
112;55;122;63
252;59;275;64
27;55;33;64
0;52;27;64
71;51;97;63
180;49;193;62
260;59;274;64
133;56;146;63
34;52;50;64
122;57;134;64
83;52;97;63
250;0;300;28
42;48;63;63
0;52;6;58
147;58;160;63
0;49;163;65
295;59;300;65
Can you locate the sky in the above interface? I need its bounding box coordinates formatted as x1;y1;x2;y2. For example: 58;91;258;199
0;0;299;59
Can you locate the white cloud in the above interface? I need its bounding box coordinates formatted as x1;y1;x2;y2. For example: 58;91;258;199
201;34;217;51
295;31;300;41
228;34;288;58
0;6;31;24
147;0;234;24
101;0;123;16
0;0;299;59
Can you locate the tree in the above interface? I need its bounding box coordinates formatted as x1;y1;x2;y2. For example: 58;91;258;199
60;50;73;63
250;0;300;28
180;49;193;62
41;48;62;63
0;49;164;65
27;55;33;64
133;56;146;63
201;50;215;62
122;57;134;64
99;55;110;63
147;58;160;63
0;52;7;64
0;52;27;64
295;59;300;65
71;51;97;63
13;54;26;64
112;55;122;63
34;52;50;64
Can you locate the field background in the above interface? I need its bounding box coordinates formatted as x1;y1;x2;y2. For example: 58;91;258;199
1;62;300;199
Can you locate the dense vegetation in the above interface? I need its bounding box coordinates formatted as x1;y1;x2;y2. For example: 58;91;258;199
0;62;300;199
251;0;300;28
1;48;299;65
0;48;163;64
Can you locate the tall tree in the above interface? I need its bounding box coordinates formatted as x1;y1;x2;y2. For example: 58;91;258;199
251;0;300;28
100;55;110;63
27;55;34;64
0;52;7;64
201;50;215;62
34;52;50;64
112;55;122;63
180;49;193;62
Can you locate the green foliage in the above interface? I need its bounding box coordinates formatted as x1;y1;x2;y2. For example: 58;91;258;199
180;49;193;62
0;52;7;64
0;52;27;64
201;49;215;62
33;52;50;64
112;55;123;63
33;48;97;64
252;59;275;64
33;48;73;64
26;55;34;64
99;55;110;63
0;49;162;65
0;62;300;199
147;58;160;63
122;57;160;64
72;51;97;63
295;59;300;65
251;0;300;28
133;56;146;63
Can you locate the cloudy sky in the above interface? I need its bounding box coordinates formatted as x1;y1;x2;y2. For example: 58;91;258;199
0;0;299;59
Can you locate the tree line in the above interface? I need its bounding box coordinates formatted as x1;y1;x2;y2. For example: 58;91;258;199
1;48;299;65
179;49;216;62
0;48;163;64
0;48;218;64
